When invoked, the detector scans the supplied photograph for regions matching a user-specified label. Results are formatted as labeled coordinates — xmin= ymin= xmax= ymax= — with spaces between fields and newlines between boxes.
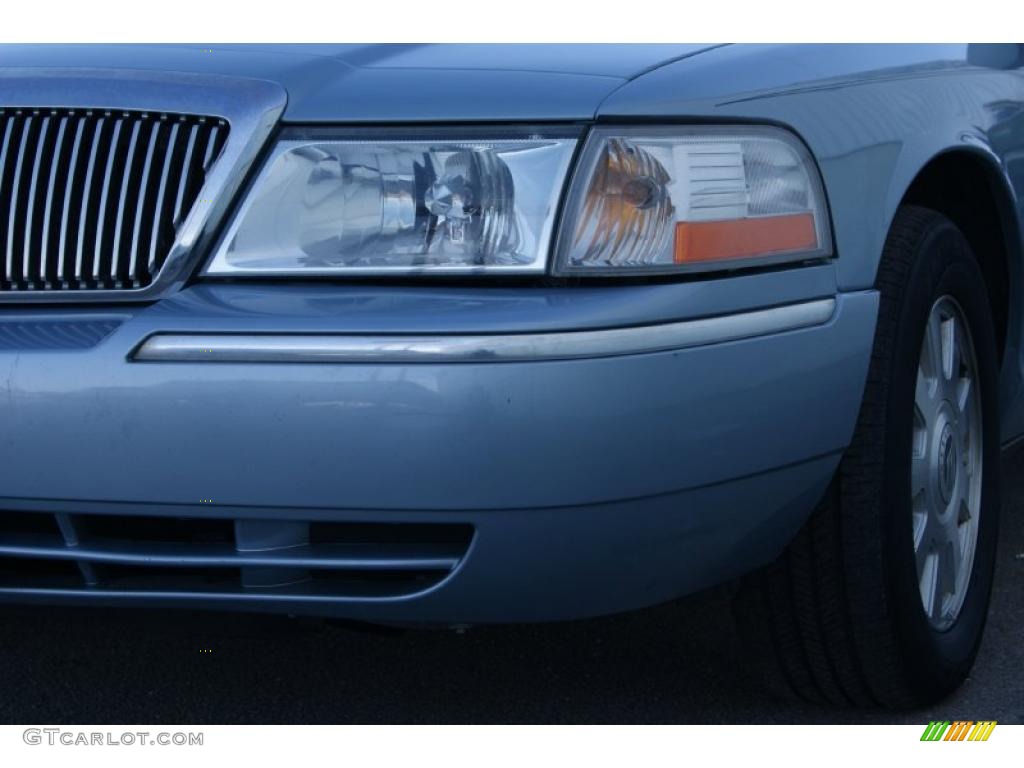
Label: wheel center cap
xmin=937 ymin=423 xmax=958 ymax=504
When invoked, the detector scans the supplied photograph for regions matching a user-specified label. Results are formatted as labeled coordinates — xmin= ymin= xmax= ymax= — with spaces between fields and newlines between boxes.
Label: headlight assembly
xmin=203 ymin=130 xmax=577 ymax=276
xmin=205 ymin=124 xmax=830 ymax=279
xmin=555 ymin=126 xmax=832 ymax=275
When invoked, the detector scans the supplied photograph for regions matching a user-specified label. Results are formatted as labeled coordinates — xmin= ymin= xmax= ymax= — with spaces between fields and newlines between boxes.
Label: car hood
xmin=0 ymin=44 xmax=719 ymax=122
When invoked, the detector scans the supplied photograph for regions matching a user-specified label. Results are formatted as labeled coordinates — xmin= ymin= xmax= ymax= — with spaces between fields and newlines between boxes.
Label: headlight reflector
xmin=205 ymin=132 xmax=576 ymax=276
xmin=557 ymin=126 xmax=831 ymax=274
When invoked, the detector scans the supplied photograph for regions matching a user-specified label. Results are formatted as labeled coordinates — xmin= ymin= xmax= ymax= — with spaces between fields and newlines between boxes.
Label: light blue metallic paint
xmin=598 ymin=43 xmax=1024 ymax=437
xmin=0 ymin=287 xmax=877 ymax=620
xmin=0 ymin=289 xmax=875 ymax=510
xmin=0 ymin=44 xmax=1021 ymax=621
xmin=0 ymin=44 xmax=719 ymax=122
xmin=598 ymin=44 xmax=1024 ymax=293
xmin=0 ymin=453 xmax=837 ymax=622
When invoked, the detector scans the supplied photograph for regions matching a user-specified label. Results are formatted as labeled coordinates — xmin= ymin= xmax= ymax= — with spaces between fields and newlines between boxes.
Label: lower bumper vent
xmin=0 ymin=510 xmax=472 ymax=600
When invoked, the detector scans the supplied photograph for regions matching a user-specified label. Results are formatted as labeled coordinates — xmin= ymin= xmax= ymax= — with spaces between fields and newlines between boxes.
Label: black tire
xmin=734 ymin=206 xmax=1001 ymax=708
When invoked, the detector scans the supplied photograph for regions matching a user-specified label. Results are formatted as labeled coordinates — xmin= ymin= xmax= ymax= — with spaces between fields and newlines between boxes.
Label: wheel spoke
xmin=957 ymin=381 xmax=972 ymax=453
xmin=912 ymin=506 xmax=929 ymax=552
xmin=943 ymin=527 xmax=962 ymax=597
xmin=915 ymin=371 xmax=937 ymax=429
xmin=911 ymin=450 xmax=929 ymax=497
xmin=916 ymin=508 xmax=936 ymax=573
xmin=921 ymin=311 xmax=943 ymax=381
xmin=919 ymin=549 xmax=941 ymax=621
xmin=940 ymin=313 xmax=956 ymax=382
xmin=915 ymin=537 xmax=928 ymax=580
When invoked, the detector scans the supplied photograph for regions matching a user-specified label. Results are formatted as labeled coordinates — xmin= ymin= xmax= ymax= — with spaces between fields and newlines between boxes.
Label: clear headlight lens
xmin=205 ymin=132 xmax=577 ymax=276
xmin=556 ymin=126 xmax=831 ymax=274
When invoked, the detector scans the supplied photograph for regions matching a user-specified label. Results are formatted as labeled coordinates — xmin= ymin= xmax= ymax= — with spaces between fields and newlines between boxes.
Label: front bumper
xmin=0 ymin=282 xmax=878 ymax=623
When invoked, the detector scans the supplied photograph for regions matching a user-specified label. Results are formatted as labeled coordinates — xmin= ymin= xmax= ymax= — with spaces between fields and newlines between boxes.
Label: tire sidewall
xmin=882 ymin=220 xmax=1001 ymax=699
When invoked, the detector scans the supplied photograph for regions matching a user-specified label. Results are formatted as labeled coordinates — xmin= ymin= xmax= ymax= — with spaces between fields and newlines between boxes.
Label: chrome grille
xmin=0 ymin=108 xmax=227 ymax=292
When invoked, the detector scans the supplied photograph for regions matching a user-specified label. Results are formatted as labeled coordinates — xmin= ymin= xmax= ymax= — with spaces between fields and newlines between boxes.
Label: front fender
xmin=598 ymin=43 xmax=1024 ymax=294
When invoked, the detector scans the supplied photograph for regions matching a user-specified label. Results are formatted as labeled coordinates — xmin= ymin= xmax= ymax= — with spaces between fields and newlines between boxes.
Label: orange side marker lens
xmin=674 ymin=212 xmax=817 ymax=265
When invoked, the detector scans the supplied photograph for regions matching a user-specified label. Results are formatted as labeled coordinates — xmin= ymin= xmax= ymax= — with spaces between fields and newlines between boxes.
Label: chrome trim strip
xmin=0 ymin=538 xmax=462 ymax=571
xmin=133 ymin=298 xmax=837 ymax=364
xmin=0 ymin=68 xmax=287 ymax=303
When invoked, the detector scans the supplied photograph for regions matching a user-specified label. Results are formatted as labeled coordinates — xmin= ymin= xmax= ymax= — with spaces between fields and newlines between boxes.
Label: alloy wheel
xmin=911 ymin=295 xmax=983 ymax=630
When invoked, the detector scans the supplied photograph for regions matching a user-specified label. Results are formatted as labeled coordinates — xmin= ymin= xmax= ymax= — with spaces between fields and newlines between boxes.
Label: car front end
xmin=0 ymin=46 xmax=880 ymax=624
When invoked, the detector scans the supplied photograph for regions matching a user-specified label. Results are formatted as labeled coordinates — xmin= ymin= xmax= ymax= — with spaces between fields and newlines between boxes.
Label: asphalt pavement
xmin=2 ymin=451 xmax=1021 ymax=724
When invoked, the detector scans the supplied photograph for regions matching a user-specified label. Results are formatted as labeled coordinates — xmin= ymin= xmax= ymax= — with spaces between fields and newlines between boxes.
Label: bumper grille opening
xmin=0 ymin=555 xmax=82 ymax=583
xmin=78 ymin=513 xmax=234 ymax=544
xmin=2 ymin=510 xmax=61 ymax=537
xmin=100 ymin=564 xmax=238 ymax=591
xmin=0 ymin=509 xmax=472 ymax=602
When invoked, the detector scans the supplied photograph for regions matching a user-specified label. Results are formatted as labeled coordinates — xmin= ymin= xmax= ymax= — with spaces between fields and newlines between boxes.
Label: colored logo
xmin=920 ymin=721 xmax=997 ymax=741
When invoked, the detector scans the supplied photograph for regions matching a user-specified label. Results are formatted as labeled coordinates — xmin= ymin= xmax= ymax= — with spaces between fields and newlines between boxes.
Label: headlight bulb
xmin=425 ymin=149 xmax=519 ymax=262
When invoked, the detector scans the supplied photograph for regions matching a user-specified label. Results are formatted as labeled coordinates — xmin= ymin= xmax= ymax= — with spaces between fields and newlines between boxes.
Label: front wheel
xmin=734 ymin=206 xmax=1001 ymax=708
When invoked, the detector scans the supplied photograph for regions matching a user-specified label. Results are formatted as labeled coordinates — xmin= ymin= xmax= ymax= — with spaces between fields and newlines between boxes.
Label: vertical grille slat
xmin=5 ymin=114 xmax=32 ymax=286
xmin=39 ymin=115 xmax=68 ymax=288
xmin=56 ymin=116 xmax=86 ymax=287
xmin=22 ymin=115 xmax=51 ymax=288
xmin=92 ymin=116 xmax=124 ymax=288
xmin=54 ymin=513 xmax=99 ymax=586
xmin=0 ymin=115 xmax=12 ymax=289
xmin=75 ymin=115 xmax=105 ymax=285
xmin=110 ymin=119 xmax=142 ymax=287
xmin=202 ymin=125 xmax=220 ymax=171
xmin=0 ymin=108 xmax=228 ymax=294
xmin=0 ymin=114 xmax=13 ymax=182
xmin=0 ymin=115 xmax=15 ymax=286
xmin=128 ymin=121 xmax=161 ymax=287
xmin=0 ymin=115 xmax=12 ymax=184
xmin=149 ymin=120 xmax=180 ymax=277
xmin=172 ymin=122 xmax=199 ymax=228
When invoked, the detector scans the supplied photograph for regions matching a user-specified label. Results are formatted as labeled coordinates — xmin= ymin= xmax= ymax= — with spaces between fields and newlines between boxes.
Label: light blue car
xmin=0 ymin=44 xmax=1021 ymax=709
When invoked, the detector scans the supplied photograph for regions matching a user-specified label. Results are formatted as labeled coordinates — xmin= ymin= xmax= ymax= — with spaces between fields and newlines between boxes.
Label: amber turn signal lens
xmin=674 ymin=212 xmax=818 ymax=265
xmin=557 ymin=127 xmax=832 ymax=274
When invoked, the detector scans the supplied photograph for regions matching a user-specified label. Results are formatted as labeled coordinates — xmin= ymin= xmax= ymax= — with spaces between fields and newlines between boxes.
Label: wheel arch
xmin=894 ymin=146 xmax=1022 ymax=372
